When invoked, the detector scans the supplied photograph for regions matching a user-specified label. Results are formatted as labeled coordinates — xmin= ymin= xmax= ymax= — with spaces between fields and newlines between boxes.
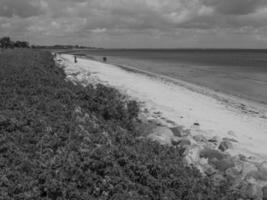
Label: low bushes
xmin=0 ymin=49 xmax=240 ymax=199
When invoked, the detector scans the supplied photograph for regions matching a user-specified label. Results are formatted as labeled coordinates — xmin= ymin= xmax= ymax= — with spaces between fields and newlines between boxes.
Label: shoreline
xmin=87 ymin=54 xmax=267 ymax=106
xmin=58 ymin=53 xmax=267 ymax=160
xmin=113 ymin=62 xmax=267 ymax=119
xmin=60 ymin=50 xmax=267 ymax=108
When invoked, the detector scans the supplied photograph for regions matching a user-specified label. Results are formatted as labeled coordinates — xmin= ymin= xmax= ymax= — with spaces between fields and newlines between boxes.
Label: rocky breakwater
xmin=143 ymin=115 xmax=267 ymax=200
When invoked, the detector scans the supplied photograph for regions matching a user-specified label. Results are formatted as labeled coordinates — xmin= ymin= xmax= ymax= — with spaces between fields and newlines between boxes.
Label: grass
xmin=0 ymin=49 xmax=240 ymax=199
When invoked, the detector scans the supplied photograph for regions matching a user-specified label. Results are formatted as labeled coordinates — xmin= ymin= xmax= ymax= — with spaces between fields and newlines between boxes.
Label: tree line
xmin=0 ymin=37 xmax=30 ymax=49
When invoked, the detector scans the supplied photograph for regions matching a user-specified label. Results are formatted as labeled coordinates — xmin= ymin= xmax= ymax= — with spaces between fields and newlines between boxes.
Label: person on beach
xmin=103 ymin=57 xmax=107 ymax=62
xmin=74 ymin=55 xmax=77 ymax=63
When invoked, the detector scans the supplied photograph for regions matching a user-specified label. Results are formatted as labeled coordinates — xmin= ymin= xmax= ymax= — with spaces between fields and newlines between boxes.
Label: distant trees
xmin=0 ymin=37 xmax=30 ymax=49
xmin=0 ymin=37 xmax=11 ymax=49
xmin=14 ymin=41 xmax=29 ymax=48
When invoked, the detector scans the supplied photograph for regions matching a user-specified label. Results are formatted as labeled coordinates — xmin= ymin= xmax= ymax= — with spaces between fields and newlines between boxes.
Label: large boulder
xmin=218 ymin=140 xmax=233 ymax=152
xmin=172 ymin=138 xmax=191 ymax=147
xmin=147 ymin=127 xmax=175 ymax=145
xmin=170 ymin=126 xmax=190 ymax=137
xmin=212 ymin=158 xmax=235 ymax=172
xmin=170 ymin=126 xmax=183 ymax=137
xmin=208 ymin=136 xmax=219 ymax=145
xmin=193 ymin=135 xmax=208 ymax=143
xmin=200 ymin=148 xmax=225 ymax=161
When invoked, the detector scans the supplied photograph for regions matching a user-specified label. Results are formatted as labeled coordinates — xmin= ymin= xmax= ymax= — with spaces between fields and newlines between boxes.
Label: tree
xmin=14 ymin=41 xmax=30 ymax=48
xmin=0 ymin=37 xmax=11 ymax=49
xmin=0 ymin=37 xmax=30 ymax=50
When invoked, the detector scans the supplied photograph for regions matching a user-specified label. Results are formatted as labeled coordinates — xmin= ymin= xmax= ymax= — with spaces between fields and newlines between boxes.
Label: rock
xmin=171 ymin=139 xmax=180 ymax=146
xmin=222 ymin=137 xmax=238 ymax=143
xmin=184 ymin=145 xmax=202 ymax=165
xmin=193 ymin=135 xmax=208 ymax=143
xmin=193 ymin=122 xmax=200 ymax=126
xmin=200 ymin=148 xmax=225 ymax=161
xmin=218 ymin=140 xmax=233 ymax=152
xmin=240 ymin=183 xmax=263 ymax=200
xmin=212 ymin=158 xmax=235 ymax=172
xmin=170 ymin=126 xmax=191 ymax=137
xmin=208 ymin=136 xmax=219 ymax=145
xmin=183 ymin=129 xmax=191 ymax=137
xmin=257 ymin=161 xmax=267 ymax=181
xmin=166 ymin=119 xmax=175 ymax=125
xmin=144 ymin=108 xmax=149 ymax=113
xmin=262 ymin=185 xmax=267 ymax=200
xmin=170 ymin=126 xmax=183 ymax=137
xmin=147 ymin=127 xmax=175 ymax=145
xmin=154 ymin=111 xmax=161 ymax=115
xmin=178 ymin=139 xmax=191 ymax=147
xmin=238 ymin=154 xmax=247 ymax=161
xmin=138 ymin=113 xmax=148 ymax=123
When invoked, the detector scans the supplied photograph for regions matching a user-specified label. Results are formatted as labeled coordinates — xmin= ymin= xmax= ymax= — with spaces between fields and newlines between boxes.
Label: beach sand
xmin=91 ymin=55 xmax=267 ymax=106
xmin=58 ymin=54 xmax=267 ymax=162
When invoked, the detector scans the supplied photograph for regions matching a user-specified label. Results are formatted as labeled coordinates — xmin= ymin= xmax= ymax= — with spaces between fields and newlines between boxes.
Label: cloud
xmin=203 ymin=0 xmax=267 ymax=15
xmin=0 ymin=0 xmax=44 ymax=18
xmin=202 ymin=0 xmax=267 ymax=15
xmin=1 ymin=0 xmax=267 ymax=48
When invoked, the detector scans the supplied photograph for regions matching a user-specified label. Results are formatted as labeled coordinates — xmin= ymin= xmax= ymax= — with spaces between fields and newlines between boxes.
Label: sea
xmin=70 ymin=49 xmax=267 ymax=105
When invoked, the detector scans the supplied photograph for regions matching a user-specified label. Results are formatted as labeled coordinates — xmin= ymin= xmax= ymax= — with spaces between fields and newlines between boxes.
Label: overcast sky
xmin=1 ymin=0 xmax=267 ymax=48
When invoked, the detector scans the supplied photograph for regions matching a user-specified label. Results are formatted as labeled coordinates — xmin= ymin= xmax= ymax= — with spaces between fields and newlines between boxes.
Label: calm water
xmin=71 ymin=49 xmax=267 ymax=105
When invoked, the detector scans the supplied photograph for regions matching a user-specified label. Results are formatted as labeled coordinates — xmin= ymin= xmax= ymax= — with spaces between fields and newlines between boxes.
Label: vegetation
xmin=0 ymin=49 xmax=240 ymax=199
xmin=0 ymin=37 xmax=29 ymax=49
xmin=31 ymin=44 xmax=100 ymax=50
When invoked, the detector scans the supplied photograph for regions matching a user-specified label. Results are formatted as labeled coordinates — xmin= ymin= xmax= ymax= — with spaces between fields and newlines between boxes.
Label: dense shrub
xmin=0 ymin=49 xmax=240 ymax=199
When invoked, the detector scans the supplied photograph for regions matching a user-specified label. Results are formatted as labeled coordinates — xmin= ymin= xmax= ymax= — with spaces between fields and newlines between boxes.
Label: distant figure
xmin=74 ymin=55 xmax=77 ymax=63
xmin=103 ymin=57 xmax=107 ymax=62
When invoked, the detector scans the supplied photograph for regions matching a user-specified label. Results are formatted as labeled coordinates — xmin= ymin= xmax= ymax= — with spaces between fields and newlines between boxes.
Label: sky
xmin=1 ymin=0 xmax=267 ymax=48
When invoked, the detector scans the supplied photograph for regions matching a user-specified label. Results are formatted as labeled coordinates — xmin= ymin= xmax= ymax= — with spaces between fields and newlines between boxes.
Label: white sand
xmin=58 ymin=54 xmax=267 ymax=161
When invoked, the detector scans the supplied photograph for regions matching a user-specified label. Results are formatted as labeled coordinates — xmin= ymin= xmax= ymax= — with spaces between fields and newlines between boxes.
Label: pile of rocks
xmin=147 ymin=124 xmax=267 ymax=200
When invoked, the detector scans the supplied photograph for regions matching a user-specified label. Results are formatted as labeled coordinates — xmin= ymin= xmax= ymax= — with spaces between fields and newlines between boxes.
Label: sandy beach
xmin=58 ymin=54 xmax=267 ymax=162
xmin=88 ymin=53 xmax=267 ymax=106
